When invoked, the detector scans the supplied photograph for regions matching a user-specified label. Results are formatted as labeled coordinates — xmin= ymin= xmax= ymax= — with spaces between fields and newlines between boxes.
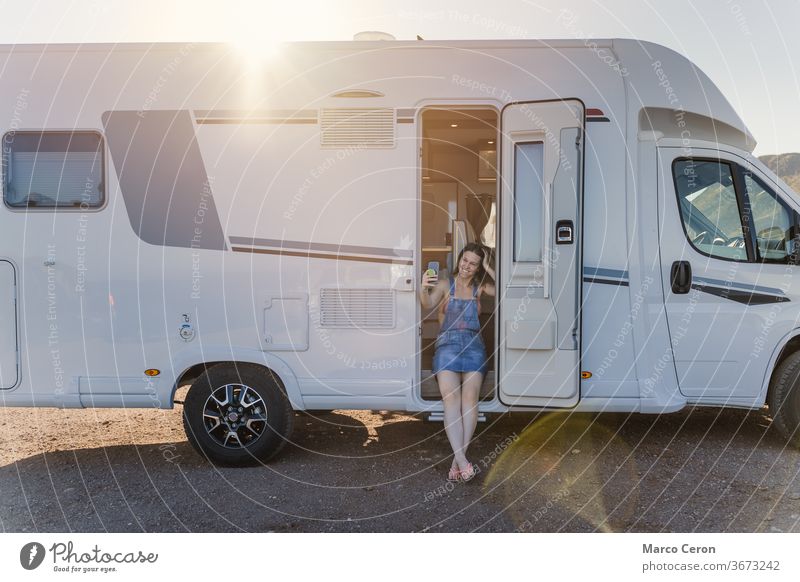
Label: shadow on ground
xmin=1 ymin=407 xmax=798 ymax=532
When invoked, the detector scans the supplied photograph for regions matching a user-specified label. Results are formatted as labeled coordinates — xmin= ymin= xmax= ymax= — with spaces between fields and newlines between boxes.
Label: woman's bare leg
xmin=437 ymin=370 xmax=466 ymax=468
xmin=460 ymin=372 xmax=483 ymax=463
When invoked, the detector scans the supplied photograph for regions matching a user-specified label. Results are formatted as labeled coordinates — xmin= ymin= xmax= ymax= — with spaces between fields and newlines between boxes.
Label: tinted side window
xmin=3 ymin=132 xmax=104 ymax=209
xmin=672 ymin=159 xmax=747 ymax=261
xmin=744 ymin=173 xmax=794 ymax=263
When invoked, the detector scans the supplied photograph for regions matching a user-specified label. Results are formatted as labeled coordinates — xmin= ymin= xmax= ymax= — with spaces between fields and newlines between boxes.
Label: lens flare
xmin=482 ymin=412 xmax=639 ymax=532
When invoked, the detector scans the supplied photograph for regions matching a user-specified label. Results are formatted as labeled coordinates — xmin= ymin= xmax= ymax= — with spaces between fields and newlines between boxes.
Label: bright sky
xmin=1 ymin=0 xmax=798 ymax=155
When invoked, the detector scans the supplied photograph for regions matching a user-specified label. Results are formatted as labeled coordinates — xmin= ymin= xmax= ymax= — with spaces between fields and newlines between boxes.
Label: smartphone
xmin=425 ymin=261 xmax=439 ymax=283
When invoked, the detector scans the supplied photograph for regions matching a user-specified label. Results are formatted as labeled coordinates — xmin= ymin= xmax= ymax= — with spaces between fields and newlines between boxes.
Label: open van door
xmin=497 ymin=100 xmax=583 ymax=407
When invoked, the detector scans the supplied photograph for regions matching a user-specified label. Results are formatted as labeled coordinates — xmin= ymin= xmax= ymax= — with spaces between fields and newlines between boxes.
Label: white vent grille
xmin=319 ymin=288 xmax=395 ymax=328
xmin=320 ymin=108 xmax=395 ymax=148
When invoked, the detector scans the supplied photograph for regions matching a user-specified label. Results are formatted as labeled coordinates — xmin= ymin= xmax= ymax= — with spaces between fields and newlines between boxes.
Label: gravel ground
xmin=1 ymin=397 xmax=799 ymax=533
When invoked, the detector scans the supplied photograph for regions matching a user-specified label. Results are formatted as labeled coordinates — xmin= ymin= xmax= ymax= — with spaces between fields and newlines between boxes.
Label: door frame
xmin=414 ymin=102 xmax=501 ymax=404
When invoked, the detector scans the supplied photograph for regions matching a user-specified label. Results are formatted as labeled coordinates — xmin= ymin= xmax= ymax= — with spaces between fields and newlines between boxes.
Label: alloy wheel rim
xmin=202 ymin=383 xmax=268 ymax=448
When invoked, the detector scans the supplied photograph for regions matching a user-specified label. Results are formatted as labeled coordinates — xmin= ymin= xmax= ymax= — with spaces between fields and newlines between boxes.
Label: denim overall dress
xmin=432 ymin=279 xmax=487 ymax=375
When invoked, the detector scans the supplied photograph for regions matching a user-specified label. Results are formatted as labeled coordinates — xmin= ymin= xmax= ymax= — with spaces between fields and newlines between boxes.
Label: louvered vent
xmin=320 ymin=108 xmax=395 ymax=148
xmin=319 ymin=288 xmax=395 ymax=328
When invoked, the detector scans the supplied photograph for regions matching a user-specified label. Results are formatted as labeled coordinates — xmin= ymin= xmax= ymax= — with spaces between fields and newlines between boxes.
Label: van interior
xmin=419 ymin=108 xmax=498 ymax=401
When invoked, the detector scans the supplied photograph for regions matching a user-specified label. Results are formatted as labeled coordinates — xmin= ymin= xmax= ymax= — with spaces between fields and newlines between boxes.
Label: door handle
xmin=670 ymin=260 xmax=692 ymax=294
xmin=555 ymin=220 xmax=574 ymax=244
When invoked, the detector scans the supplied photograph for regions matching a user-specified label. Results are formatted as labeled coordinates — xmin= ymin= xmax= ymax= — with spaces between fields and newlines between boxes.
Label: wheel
xmin=182 ymin=363 xmax=294 ymax=466
xmin=768 ymin=351 xmax=800 ymax=448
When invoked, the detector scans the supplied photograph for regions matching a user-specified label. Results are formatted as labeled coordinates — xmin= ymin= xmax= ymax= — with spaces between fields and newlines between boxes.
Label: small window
xmin=672 ymin=159 xmax=748 ymax=261
xmin=3 ymin=131 xmax=104 ymax=209
xmin=744 ymin=173 xmax=794 ymax=263
xmin=514 ymin=141 xmax=544 ymax=262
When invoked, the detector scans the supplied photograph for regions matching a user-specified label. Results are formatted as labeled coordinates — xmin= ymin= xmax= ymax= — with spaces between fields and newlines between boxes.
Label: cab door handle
xmin=670 ymin=261 xmax=692 ymax=294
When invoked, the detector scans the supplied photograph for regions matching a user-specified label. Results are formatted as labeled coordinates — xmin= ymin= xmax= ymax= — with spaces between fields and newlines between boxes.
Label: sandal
xmin=459 ymin=462 xmax=476 ymax=482
xmin=447 ymin=466 xmax=461 ymax=482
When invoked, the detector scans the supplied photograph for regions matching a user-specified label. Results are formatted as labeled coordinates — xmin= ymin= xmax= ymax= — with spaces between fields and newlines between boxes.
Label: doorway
xmin=418 ymin=108 xmax=498 ymax=401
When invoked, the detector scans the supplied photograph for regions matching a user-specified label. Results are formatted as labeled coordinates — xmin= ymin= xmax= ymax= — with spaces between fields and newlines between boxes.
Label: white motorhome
xmin=1 ymin=38 xmax=799 ymax=465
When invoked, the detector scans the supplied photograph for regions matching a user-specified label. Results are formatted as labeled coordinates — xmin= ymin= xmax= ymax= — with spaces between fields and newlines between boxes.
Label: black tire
xmin=182 ymin=363 xmax=294 ymax=466
xmin=768 ymin=351 xmax=800 ymax=448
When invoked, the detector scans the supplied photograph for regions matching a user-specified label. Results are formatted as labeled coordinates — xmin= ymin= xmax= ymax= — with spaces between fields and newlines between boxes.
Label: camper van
xmin=1 ymin=38 xmax=799 ymax=465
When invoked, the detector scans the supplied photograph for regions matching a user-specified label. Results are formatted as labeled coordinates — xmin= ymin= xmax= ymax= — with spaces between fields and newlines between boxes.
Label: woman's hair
xmin=454 ymin=242 xmax=492 ymax=287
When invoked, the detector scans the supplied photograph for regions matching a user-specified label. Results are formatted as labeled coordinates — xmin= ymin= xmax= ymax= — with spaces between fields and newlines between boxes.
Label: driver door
xmin=657 ymin=146 xmax=791 ymax=399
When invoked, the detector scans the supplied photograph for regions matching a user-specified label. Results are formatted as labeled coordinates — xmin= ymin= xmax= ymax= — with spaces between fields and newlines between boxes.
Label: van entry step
xmin=427 ymin=412 xmax=486 ymax=423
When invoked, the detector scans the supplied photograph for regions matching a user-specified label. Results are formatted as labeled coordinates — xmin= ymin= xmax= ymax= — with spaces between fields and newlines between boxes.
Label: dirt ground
xmin=1 ymin=398 xmax=799 ymax=533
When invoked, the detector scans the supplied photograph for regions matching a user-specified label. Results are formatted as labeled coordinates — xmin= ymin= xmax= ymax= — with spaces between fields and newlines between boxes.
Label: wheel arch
xmin=762 ymin=329 xmax=800 ymax=407
xmin=168 ymin=347 xmax=304 ymax=410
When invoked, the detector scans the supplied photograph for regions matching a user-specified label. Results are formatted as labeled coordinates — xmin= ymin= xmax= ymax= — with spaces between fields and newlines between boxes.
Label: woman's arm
xmin=419 ymin=272 xmax=448 ymax=308
xmin=482 ymin=253 xmax=496 ymax=296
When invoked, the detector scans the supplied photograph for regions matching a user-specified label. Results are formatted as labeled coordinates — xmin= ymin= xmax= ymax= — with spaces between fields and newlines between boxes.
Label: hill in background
xmin=759 ymin=153 xmax=800 ymax=192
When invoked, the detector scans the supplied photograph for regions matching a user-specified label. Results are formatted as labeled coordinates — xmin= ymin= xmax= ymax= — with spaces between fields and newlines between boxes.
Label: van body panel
xmin=0 ymin=38 xmax=789 ymax=419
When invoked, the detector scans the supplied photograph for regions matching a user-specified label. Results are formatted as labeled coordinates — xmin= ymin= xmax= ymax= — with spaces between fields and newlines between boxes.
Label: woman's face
xmin=458 ymin=250 xmax=481 ymax=279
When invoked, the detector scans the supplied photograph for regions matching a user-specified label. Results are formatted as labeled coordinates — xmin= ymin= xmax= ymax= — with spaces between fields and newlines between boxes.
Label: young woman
xmin=419 ymin=242 xmax=495 ymax=481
